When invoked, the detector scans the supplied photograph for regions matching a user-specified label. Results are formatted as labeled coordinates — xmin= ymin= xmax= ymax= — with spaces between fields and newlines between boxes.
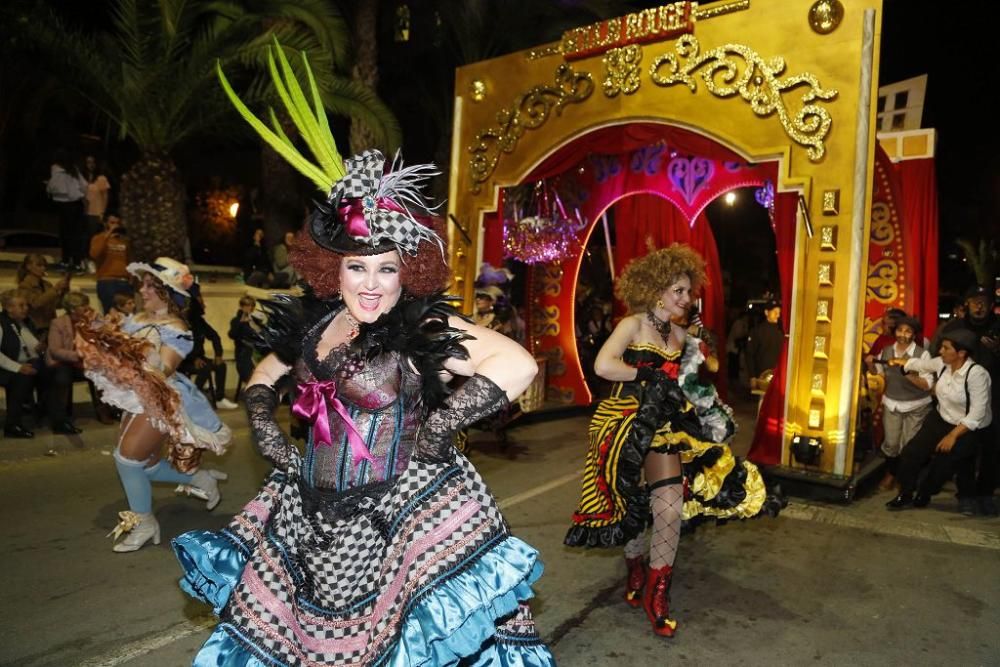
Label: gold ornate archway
xmin=448 ymin=0 xmax=883 ymax=480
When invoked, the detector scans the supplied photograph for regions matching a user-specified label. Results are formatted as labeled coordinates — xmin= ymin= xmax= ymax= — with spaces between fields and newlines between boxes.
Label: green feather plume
xmin=217 ymin=37 xmax=345 ymax=192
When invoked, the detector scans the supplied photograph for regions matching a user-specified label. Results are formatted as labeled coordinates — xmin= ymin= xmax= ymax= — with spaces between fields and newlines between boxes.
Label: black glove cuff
xmin=634 ymin=366 xmax=662 ymax=383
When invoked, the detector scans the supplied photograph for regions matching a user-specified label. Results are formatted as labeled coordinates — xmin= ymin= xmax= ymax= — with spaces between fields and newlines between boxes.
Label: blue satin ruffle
xmin=172 ymin=530 xmax=247 ymax=616
xmin=384 ymin=535 xmax=553 ymax=667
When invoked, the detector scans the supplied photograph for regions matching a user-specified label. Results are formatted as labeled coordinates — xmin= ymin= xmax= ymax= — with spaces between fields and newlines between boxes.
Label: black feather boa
xmin=256 ymin=289 xmax=471 ymax=411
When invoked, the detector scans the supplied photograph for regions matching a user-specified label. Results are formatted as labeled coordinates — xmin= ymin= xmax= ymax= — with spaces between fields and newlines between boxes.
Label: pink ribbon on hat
xmin=337 ymin=197 xmax=413 ymax=239
xmin=292 ymin=380 xmax=374 ymax=468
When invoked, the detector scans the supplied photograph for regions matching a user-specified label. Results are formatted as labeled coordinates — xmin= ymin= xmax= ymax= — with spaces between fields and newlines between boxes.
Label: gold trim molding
xmin=468 ymin=65 xmax=594 ymax=193
xmin=649 ymin=35 xmax=838 ymax=160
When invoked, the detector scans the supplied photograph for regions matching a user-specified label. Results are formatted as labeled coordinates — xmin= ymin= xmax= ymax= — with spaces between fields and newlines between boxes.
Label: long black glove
xmin=415 ymin=374 xmax=508 ymax=463
xmin=634 ymin=365 xmax=667 ymax=384
xmin=244 ymin=384 xmax=297 ymax=471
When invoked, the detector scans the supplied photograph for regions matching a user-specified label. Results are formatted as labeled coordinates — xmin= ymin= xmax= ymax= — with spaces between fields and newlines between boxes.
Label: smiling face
xmin=138 ymin=274 xmax=168 ymax=313
xmin=895 ymin=322 xmax=915 ymax=346
xmin=338 ymin=250 xmax=403 ymax=323
xmin=653 ymin=274 xmax=693 ymax=321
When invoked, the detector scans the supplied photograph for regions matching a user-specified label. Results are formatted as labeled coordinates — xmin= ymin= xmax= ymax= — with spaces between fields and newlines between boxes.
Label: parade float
xmin=447 ymin=0 xmax=938 ymax=498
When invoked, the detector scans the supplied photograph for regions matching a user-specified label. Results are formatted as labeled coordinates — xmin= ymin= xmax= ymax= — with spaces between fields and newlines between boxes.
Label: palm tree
xmin=957 ymin=237 xmax=998 ymax=288
xmin=347 ymin=0 xmax=381 ymax=155
xmin=15 ymin=0 xmax=400 ymax=261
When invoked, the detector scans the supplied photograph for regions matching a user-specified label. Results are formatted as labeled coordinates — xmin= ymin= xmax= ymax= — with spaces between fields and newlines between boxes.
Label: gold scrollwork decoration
xmin=603 ymin=45 xmax=643 ymax=97
xmin=530 ymin=305 xmax=561 ymax=338
xmin=866 ymin=259 xmax=899 ymax=304
xmin=649 ymin=35 xmax=838 ymax=161
xmin=869 ymin=202 xmax=894 ymax=246
xmin=540 ymin=263 xmax=563 ymax=296
xmin=468 ymin=65 xmax=594 ymax=193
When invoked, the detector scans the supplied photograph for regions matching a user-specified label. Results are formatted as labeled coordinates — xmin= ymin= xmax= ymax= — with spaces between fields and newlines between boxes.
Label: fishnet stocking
xmin=645 ymin=451 xmax=683 ymax=569
xmin=648 ymin=482 xmax=683 ymax=569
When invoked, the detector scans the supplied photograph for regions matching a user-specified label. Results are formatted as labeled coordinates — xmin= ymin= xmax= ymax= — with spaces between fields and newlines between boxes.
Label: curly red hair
xmin=289 ymin=217 xmax=451 ymax=298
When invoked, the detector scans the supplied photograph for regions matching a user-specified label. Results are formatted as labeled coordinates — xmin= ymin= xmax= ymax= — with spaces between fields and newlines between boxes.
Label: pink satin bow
xmin=337 ymin=200 xmax=373 ymax=238
xmin=338 ymin=197 xmax=411 ymax=239
xmin=292 ymin=380 xmax=374 ymax=468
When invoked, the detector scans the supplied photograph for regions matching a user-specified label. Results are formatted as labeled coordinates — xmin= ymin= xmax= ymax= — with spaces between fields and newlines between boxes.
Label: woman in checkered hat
xmin=171 ymin=45 xmax=553 ymax=666
xmin=76 ymin=259 xmax=232 ymax=552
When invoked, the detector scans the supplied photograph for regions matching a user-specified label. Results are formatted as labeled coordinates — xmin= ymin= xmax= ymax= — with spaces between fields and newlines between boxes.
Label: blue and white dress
xmin=85 ymin=317 xmax=232 ymax=457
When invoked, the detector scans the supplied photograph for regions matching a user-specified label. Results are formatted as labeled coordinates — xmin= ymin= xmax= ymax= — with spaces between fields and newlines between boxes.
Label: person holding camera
xmin=90 ymin=214 xmax=132 ymax=314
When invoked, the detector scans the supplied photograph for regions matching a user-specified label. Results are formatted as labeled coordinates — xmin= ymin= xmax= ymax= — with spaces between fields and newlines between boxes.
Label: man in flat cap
xmin=931 ymin=283 xmax=1000 ymax=515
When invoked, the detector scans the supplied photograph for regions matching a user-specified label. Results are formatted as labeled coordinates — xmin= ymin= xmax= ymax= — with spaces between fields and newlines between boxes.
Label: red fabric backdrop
xmin=896 ymin=158 xmax=939 ymax=333
xmin=613 ymin=195 xmax=727 ymax=396
xmin=746 ymin=192 xmax=796 ymax=465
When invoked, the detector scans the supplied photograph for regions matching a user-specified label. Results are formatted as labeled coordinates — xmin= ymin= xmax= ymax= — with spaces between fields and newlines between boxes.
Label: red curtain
xmin=612 ymin=194 xmax=727 ymax=396
xmin=523 ymin=123 xmax=744 ymax=183
xmin=895 ymin=158 xmax=939 ymax=334
xmin=747 ymin=192 xmax=797 ymax=465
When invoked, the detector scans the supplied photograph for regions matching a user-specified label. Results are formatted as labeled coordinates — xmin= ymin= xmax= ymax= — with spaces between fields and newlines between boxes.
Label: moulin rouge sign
xmin=560 ymin=2 xmax=695 ymax=61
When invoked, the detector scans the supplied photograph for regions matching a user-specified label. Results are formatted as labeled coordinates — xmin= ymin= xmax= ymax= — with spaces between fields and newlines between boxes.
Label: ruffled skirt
xmin=565 ymin=389 xmax=773 ymax=548
xmin=173 ymin=452 xmax=554 ymax=666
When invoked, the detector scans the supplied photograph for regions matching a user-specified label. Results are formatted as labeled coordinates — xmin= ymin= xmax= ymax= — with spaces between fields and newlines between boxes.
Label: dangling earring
xmin=655 ymin=300 xmax=664 ymax=309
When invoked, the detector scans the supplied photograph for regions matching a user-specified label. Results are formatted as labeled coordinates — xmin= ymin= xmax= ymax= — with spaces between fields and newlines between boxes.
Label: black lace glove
xmin=634 ymin=365 xmax=667 ymax=383
xmin=245 ymin=384 xmax=297 ymax=471
xmin=415 ymin=374 xmax=508 ymax=463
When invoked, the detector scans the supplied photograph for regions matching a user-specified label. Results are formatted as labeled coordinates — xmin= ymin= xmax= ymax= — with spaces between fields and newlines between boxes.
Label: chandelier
xmin=503 ymin=179 xmax=586 ymax=264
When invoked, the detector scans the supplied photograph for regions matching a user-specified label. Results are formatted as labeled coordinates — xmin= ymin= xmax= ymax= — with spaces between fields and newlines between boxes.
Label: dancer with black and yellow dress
xmin=566 ymin=244 xmax=782 ymax=637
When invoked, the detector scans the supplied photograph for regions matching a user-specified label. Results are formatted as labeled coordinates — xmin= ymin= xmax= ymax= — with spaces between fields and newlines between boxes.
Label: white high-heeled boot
xmin=177 ymin=469 xmax=228 ymax=510
xmin=108 ymin=511 xmax=161 ymax=553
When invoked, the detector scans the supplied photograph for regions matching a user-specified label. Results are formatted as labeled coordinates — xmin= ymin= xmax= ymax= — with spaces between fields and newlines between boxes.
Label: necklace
xmin=646 ymin=309 xmax=671 ymax=338
xmin=344 ymin=311 xmax=360 ymax=339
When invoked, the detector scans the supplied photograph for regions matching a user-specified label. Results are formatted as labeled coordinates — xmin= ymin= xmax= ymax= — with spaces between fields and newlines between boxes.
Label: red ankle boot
xmin=624 ymin=556 xmax=647 ymax=607
xmin=642 ymin=564 xmax=678 ymax=637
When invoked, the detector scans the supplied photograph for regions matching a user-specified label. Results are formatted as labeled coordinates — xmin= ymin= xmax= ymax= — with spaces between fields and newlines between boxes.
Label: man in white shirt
xmin=887 ymin=329 xmax=993 ymax=513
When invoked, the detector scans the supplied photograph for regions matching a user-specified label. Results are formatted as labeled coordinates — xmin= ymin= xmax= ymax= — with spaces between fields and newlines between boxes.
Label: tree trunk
xmin=120 ymin=151 xmax=188 ymax=263
xmin=348 ymin=0 xmax=381 ymax=154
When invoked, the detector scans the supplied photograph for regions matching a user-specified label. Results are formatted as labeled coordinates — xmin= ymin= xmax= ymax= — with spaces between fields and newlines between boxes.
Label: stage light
xmin=724 ymin=192 xmax=736 ymax=206
xmin=229 ymin=202 xmax=239 ymax=218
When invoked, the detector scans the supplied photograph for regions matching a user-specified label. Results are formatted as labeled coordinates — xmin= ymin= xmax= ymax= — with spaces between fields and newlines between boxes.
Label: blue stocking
xmin=145 ymin=460 xmax=194 ymax=485
xmin=113 ymin=448 xmax=152 ymax=514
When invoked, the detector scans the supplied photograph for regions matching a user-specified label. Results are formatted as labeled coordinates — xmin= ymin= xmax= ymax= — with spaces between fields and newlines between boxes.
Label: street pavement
xmin=1 ymin=408 xmax=998 ymax=666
